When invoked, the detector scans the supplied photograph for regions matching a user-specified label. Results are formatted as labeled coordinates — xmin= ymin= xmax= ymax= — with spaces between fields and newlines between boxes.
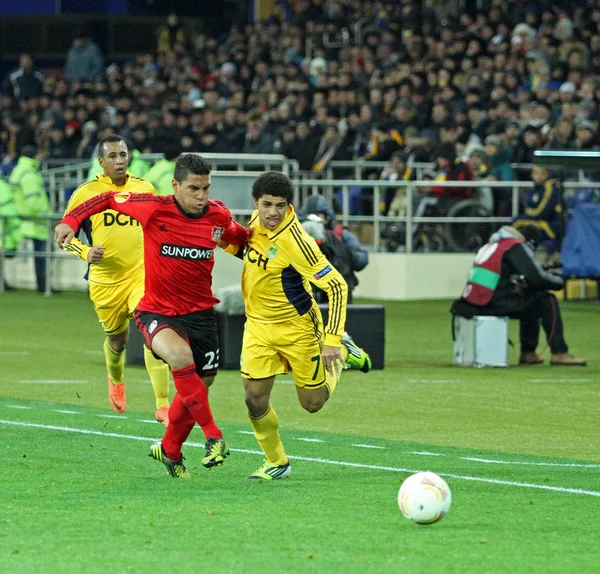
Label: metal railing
xmin=326 ymin=161 xmax=541 ymax=182
xmin=3 ymin=179 xmax=598 ymax=294
xmin=42 ymin=154 xmax=299 ymax=213
xmin=293 ymin=179 xmax=528 ymax=252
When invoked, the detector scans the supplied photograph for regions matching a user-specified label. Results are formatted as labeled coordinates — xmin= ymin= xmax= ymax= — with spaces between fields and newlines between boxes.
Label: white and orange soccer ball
xmin=398 ymin=471 xmax=452 ymax=525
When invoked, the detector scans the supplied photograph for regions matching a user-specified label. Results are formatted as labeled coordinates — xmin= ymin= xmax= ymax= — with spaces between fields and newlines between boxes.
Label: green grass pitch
xmin=1 ymin=291 xmax=599 ymax=573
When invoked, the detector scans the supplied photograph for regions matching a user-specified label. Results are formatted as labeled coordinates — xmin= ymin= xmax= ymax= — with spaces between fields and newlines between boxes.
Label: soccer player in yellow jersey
xmin=62 ymin=135 xmax=170 ymax=424
xmin=221 ymin=172 xmax=371 ymax=479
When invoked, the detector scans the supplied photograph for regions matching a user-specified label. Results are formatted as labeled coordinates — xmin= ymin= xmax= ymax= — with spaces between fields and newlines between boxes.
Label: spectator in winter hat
xmin=554 ymin=14 xmax=574 ymax=41
xmin=575 ymin=121 xmax=598 ymax=150
xmin=558 ymin=81 xmax=576 ymax=103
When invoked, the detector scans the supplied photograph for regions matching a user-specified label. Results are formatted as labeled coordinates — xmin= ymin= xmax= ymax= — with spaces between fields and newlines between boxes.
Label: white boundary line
xmin=19 ymin=380 xmax=90 ymax=384
xmin=1 ymin=419 xmax=599 ymax=498
xmin=461 ymin=456 xmax=600 ymax=468
xmin=4 ymin=404 xmax=599 ymax=469
xmin=529 ymin=379 xmax=593 ymax=383
xmin=407 ymin=379 xmax=464 ymax=383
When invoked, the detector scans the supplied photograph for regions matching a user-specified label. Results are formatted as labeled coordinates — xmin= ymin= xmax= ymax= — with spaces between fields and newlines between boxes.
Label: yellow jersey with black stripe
xmin=63 ymin=173 xmax=155 ymax=285
xmin=231 ymin=206 xmax=348 ymax=347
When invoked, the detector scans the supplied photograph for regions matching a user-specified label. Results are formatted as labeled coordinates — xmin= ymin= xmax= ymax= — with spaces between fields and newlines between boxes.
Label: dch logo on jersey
xmin=115 ymin=192 xmax=131 ymax=204
xmin=243 ymin=244 xmax=268 ymax=270
xmin=148 ymin=320 xmax=158 ymax=334
xmin=314 ymin=265 xmax=332 ymax=280
xmin=211 ymin=226 xmax=224 ymax=240
xmin=104 ymin=212 xmax=140 ymax=227
xmin=161 ymin=243 xmax=214 ymax=260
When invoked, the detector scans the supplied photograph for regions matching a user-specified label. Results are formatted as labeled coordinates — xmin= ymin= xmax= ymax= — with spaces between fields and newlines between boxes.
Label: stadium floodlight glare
xmin=533 ymin=150 xmax=600 ymax=170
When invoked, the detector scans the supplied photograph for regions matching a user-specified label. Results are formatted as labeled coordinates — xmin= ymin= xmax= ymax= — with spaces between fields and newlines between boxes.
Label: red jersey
xmin=431 ymin=161 xmax=474 ymax=199
xmin=62 ymin=192 xmax=249 ymax=316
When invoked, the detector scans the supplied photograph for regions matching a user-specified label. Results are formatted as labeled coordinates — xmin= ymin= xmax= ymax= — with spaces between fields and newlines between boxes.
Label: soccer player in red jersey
xmin=55 ymin=154 xmax=249 ymax=478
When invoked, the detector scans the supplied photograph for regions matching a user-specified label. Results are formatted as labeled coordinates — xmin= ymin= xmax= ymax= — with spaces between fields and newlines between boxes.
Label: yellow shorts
xmin=241 ymin=304 xmax=326 ymax=388
xmin=89 ymin=269 xmax=145 ymax=336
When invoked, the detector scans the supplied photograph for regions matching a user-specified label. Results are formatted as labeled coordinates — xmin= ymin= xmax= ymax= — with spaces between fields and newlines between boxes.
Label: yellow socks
xmin=325 ymin=346 xmax=347 ymax=398
xmin=248 ymin=405 xmax=287 ymax=465
xmin=143 ymin=345 xmax=170 ymax=409
xmin=325 ymin=369 xmax=341 ymax=398
xmin=104 ymin=338 xmax=124 ymax=384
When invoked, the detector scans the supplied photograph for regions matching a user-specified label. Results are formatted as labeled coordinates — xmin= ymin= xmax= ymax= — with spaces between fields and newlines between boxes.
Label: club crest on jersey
xmin=266 ymin=244 xmax=279 ymax=259
xmin=314 ymin=265 xmax=332 ymax=280
xmin=211 ymin=226 xmax=224 ymax=240
xmin=115 ymin=192 xmax=131 ymax=204
xmin=148 ymin=320 xmax=158 ymax=334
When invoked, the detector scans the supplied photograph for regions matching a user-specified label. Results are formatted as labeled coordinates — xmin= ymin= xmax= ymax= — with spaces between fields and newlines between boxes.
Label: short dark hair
xmin=174 ymin=153 xmax=211 ymax=183
xmin=252 ymin=172 xmax=294 ymax=203
xmin=98 ymin=134 xmax=127 ymax=157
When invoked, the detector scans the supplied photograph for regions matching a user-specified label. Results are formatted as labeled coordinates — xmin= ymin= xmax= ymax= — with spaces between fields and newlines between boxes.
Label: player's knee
xmin=108 ymin=335 xmax=127 ymax=354
xmin=245 ymin=389 xmax=268 ymax=413
xmin=301 ymin=398 xmax=325 ymax=413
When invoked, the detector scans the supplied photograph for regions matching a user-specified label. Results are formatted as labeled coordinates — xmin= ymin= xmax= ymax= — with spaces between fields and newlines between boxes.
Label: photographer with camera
xmin=451 ymin=225 xmax=586 ymax=366
xmin=298 ymin=194 xmax=368 ymax=304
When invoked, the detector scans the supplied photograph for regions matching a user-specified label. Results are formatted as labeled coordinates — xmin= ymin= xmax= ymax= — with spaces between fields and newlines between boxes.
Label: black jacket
xmin=3 ymin=68 xmax=44 ymax=100
xmin=451 ymin=241 xmax=564 ymax=319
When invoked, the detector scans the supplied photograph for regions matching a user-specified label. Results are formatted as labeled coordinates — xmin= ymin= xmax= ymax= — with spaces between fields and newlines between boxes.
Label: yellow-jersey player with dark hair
xmin=63 ymin=135 xmax=170 ymax=424
xmin=221 ymin=172 xmax=371 ymax=480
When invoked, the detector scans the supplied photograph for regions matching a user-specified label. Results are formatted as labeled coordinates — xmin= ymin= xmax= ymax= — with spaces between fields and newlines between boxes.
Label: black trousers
xmin=520 ymin=292 xmax=568 ymax=354
xmin=32 ymin=239 xmax=47 ymax=293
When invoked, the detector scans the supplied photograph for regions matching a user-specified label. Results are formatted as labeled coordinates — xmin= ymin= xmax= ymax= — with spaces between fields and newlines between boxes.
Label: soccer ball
xmin=398 ymin=471 xmax=452 ymax=525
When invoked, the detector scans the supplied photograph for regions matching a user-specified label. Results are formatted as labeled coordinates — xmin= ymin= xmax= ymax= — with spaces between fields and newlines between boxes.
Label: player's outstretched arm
xmin=59 ymin=189 xmax=93 ymax=261
xmin=61 ymin=191 xmax=158 ymax=234
xmin=217 ymin=240 xmax=244 ymax=258
xmin=221 ymin=220 xmax=251 ymax=246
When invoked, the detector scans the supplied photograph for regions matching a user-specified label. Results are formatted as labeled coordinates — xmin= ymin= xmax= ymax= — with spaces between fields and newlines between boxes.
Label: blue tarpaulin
xmin=561 ymin=204 xmax=600 ymax=278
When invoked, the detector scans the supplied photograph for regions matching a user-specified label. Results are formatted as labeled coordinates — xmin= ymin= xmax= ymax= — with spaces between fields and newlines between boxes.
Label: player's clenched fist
xmin=87 ymin=246 xmax=106 ymax=264
xmin=55 ymin=223 xmax=75 ymax=247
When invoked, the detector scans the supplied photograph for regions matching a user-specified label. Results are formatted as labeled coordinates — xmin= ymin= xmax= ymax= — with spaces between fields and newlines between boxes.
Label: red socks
xmin=162 ymin=364 xmax=222 ymax=460
xmin=162 ymin=394 xmax=195 ymax=460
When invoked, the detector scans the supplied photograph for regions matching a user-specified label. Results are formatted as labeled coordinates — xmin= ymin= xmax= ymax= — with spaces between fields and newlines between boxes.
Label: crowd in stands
xmin=2 ymin=0 xmax=600 ymax=220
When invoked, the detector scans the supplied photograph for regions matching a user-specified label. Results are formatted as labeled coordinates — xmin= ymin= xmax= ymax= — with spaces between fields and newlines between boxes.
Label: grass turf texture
xmin=1 ymin=291 xmax=598 ymax=573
